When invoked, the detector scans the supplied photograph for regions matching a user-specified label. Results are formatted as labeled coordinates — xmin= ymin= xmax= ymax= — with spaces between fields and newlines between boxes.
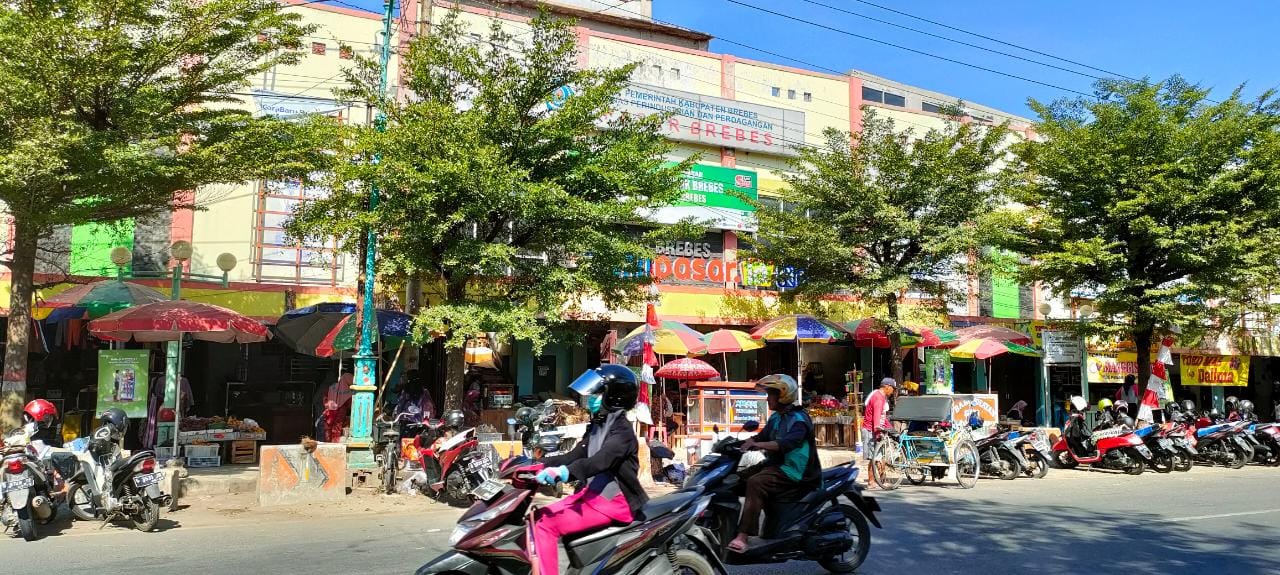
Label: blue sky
xmin=338 ymin=0 xmax=1279 ymax=118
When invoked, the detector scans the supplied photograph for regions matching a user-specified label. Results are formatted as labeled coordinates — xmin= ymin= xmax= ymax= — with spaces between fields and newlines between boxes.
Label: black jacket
xmin=540 ymin=410 xmax=648 ymax=516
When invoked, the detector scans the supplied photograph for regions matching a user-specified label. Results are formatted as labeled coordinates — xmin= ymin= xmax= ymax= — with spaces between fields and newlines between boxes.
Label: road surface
xmin=5 ymin=464 xmax=1280 ymax=574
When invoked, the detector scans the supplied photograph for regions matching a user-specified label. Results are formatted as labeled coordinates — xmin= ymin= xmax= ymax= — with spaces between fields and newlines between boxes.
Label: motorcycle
xmin=510 ymin=401 xmax=582 ymax=498
xmin=416 ymin=457 xmax=722 ymax=575
xmin=1132 ymin=424 xmax=1188 ymax=473
xmin=1052 ymin=414 xmax=1152 ymax=474
xmin=973 ymin=427 xmax=1029 ymax=480
xmin=1007 ymin=429 xmax=1051 ymax=479
xmin=1192 ymin=415 xmax=1251 ymax=469
xmin=682 ymin=421 xmax=881 ymax=573
xmin=1248 ymin=423 xmax=1280 ymax=466
xmin=411 ymin=421 xmax=496 ymax=507
xmin=1 ymin=426 xmax=62 ymax=541
xmin=63 ymin=423 xmax=169 ymax=531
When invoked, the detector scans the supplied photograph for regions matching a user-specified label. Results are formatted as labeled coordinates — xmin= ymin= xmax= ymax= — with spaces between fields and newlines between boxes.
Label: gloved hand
xmin=536 ymin=465 xmax=569 ymax=486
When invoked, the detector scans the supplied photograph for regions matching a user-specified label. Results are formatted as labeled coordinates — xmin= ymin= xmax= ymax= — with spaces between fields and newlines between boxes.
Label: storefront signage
xmin=616 ymin=84 xmax=806 ymax=156
xmin=649 ymin=163 xmax=759 ymax=231
xmin=621 ymin=228 xmax=803 ymax=290
xmin=950 ymin=394 xmax=999 ymax=429
xmin=1180 ymin=354 xmax=1249 ymax=387
xmin=1085 ymin=351 xmax=1137 ymax=385
xmin=1041 ymin=330 xmax=1082 ymax=364
xmin=97 ymin=349 xmax=151 ymax=418
xmin=252 ymin=89 xmax=344 ymax=119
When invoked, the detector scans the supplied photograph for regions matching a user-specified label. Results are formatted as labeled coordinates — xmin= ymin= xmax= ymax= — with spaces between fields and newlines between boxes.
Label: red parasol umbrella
xmin=949 ymin=324 xmax=1033 ymax=346
xmin=88 ymin=300 xmax=272 ymax=343
xmin=655 ymin=357 xmax=720 ymax=381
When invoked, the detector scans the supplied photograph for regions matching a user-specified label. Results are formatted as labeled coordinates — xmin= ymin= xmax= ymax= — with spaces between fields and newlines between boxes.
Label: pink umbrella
xmin=949 ymin=324 xmax=1033 ymax=347
xmin=655 ymin=357 xmax=721 ymax=381
xmin=88 ymin=300 xmax=272 ymax=343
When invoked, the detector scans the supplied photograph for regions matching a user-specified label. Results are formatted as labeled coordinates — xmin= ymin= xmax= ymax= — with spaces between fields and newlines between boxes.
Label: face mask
xmin=583 ymin=393 xmax=604 ymax=414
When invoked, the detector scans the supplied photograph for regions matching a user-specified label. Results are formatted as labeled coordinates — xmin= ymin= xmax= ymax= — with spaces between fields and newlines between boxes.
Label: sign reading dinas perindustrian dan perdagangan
xmin=616 ymin=84 xmax=807 ymax=156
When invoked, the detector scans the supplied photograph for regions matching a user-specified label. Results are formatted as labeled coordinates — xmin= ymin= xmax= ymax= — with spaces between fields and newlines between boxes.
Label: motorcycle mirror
xmin=742 ymin=421 xmax=760 ymax=432
xmin=506 ymin=418 xmax=517 ymax=425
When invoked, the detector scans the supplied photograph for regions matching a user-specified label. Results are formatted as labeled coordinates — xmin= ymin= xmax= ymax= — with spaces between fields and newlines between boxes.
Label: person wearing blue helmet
xmin=529 ymin=364 xmax=646 ymax=574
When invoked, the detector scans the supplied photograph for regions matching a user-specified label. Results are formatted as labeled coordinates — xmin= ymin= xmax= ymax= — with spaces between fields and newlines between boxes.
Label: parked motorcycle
xmin=1007 ymin=429 xmax=1051 ymax=479
xmin=410 ymin=410 xmax=496 ymax=506
xmin=1193 ymin=412 xmax=1251 ymax=469
xmin=973 ymin=426 xmax=1033 ymax=480
xmin=1248 ymin=423 xmax=1280 ymax=466
xmin=682 ymin=421 xmax=881 ymax=574
xmin=415 ymin=457 xmax=721 ymax=575
xmin=1 ymin=425 xmax=61 ymax=541
xmin=1132 ymin=424 xmax=1187 ymax=473
xmin=1052 ymin=413 xmax=1152 ymax=474
xmin=63 ymin=410 xmax=169 ymax=531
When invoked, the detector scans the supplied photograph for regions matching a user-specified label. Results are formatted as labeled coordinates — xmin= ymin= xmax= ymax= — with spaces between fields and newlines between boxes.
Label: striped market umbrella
xmin=842 ymin=318 xmax=922 ymax=348
xmin=750 ymin=315 xmax=850 ymax=402
xmin=614 ymin=320 xmax=707 ymax=357
xmin=750 ymin=314 xmax=850 ymax=343
xmin=37 ymin=280 xmax=169 ymax=321
xmin=951 ymin=324 xmax=1033 ymax=346
xmin=702 ymin=329 xmax=765 ymax=377
xmin=948 ymin=338 xmax=1041 ymax=360
xmin=905 ymin=326 xmax=960 ymax=348
xmin=314 ymin=309 xmax=414 ymax=358
xmin=88 ymin=300 xmax=271 ymax=344
xmin=655 ymin=357 xmax=721 ymax=381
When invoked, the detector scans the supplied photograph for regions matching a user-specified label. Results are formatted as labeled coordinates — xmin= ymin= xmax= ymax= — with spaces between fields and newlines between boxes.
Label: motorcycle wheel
xmin=1123 ymin=450 xmax=1146 ymax=475
xmin=1054 ymin=450 xmax=1079 ymax=469
xmin=68 ymin=482 xmax=98 ymax=521
xmin=1151 ymin=453 xmax=1174 ymax=473
xmin=671 ymin=548 xmax=716 ymax=575
xmin=1227 ymin=444 xmax=1248 ymax=470
xmin=442 ymin=469 xmax=472 ymax=508
xmin=869 ymin=442 xmax=904 ymax=491
xmin=1025 ymin=452 xmax=1050 ymax=479
xmin=954 ymin=441 xmax=980 ymax=489
xmin=996 ymin=452 xmax=1020 ymax=480
xmin=133 ymin=499 xmax=160 ymax=532
xmin=16 ymin=506 xmax=38 ymax=541
xmin=1173 ymin=452 xmax=1194 ymax=472
xmin=816 ymin=504 xmax=872 ymax=574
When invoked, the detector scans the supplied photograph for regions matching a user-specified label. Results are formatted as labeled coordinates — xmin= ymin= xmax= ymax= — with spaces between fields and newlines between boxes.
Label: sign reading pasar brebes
xmin=616 ymin=84 xmax=806 ymax=155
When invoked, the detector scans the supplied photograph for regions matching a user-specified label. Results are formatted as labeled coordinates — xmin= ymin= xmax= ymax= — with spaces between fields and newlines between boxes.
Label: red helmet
xmin=23 ymin=399 xmax=59 ymax=429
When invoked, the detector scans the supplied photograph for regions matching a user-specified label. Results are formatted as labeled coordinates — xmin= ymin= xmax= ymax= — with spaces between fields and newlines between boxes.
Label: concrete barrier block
xmin=257 ymin=443 xmax=348 ymax=507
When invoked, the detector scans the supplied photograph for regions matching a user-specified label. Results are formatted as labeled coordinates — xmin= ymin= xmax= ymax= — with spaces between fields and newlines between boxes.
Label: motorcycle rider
xmin=728 ymin=374 xmax=821 ymax=553
xmin=530 ymin=364 xmax=646 ymax=575
xmin=1064 ymin=396 xmax=1091 ymax=454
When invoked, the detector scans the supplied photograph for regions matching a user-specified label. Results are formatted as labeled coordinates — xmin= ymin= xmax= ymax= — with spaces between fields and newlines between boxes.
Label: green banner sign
xmin=98 ymin=349 xmax=151 ymax=418
xmin=924 ymin=349 xmax=954 ymax=395
xmin=668 ymin=163 xmax=758 ymax=212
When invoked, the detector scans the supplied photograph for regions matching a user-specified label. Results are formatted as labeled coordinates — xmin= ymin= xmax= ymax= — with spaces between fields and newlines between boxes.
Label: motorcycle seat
xmin=563 ymin=490 xmax=701 ymax=547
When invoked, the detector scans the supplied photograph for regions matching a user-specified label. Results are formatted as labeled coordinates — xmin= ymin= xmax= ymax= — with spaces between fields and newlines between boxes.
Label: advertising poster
xmin=1085 ymin=351 xmax=1138 ymax=384
xmin=98 ymin=349 xmax=151 ymax=417
xmin=1180 ymin=354 xmax=1250 ymax=387
xmin=923 ymin=349 xmax=953 ymax=395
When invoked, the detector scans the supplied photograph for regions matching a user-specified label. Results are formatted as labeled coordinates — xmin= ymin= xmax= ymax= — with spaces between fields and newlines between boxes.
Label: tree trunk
xmin=1 ymin=219 xmax=38 ymax=429
xmin=1133 ymin=326 xmax=1154 ymax=398
xmin=442 ymin=279 xmax=467 ymax=412
xmin=885 ymin=294 xmax=905 ymax=385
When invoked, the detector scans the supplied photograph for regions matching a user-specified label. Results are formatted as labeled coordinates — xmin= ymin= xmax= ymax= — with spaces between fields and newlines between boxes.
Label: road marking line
xmin=1168 ymin=508 xmax=1280 ymax=522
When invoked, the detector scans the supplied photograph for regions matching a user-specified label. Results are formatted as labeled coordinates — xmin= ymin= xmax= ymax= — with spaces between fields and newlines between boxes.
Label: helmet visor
xmin=569 ymin=369 xmax=606 ymax=398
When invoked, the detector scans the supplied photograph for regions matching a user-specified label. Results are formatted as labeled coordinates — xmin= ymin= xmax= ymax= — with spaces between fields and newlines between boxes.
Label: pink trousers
xmin=531 ymin=490 xmax=633 ymax=574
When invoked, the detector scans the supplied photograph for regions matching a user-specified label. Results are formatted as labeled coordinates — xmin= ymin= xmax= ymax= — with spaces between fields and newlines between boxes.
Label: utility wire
xmin=722 ymin=0 xmax=1094 ymax=98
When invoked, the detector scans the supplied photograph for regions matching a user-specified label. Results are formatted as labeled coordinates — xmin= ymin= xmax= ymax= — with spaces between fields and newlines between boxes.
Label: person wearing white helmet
xmin=727 ymin=374 xmax=820 ymax=553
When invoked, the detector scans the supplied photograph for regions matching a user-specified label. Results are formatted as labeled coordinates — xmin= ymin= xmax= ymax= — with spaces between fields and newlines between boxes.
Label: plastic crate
xmin=184 ymin=445 xmax=220 ymax=459
xmin=186 ymin=456 xmax=221 ymax=468
xmin=155 ymin=446 xmax=178 ymax=462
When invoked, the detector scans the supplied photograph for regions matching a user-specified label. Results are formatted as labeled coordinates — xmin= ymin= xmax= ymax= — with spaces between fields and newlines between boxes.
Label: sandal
xmin=727 ymin=539 xmax=749 ymax=553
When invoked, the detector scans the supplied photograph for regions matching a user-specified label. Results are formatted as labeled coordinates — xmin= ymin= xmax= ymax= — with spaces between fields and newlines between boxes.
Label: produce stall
xmin=809 ymin=394 xmax=858 ymax=447
xmin=178 ymin=415 xmax=267 ymax=467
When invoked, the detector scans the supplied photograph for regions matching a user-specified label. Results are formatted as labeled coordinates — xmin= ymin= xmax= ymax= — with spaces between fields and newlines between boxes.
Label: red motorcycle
xmin=411 ymin=411 xmax=495 ymax=507
xmin=1052 ymin=413 xmax=1153 ymax=475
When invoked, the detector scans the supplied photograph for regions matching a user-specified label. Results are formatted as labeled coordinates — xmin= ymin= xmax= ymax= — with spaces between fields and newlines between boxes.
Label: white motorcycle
xmin=61 ymin=422 xmax=169 ymax=531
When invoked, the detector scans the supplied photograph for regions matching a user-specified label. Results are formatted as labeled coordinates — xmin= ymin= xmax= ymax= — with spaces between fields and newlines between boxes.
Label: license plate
xmin=471 ymin=478 xmax=504 ymax=501
xmin=1157 ymin=438 xmax=1174 ymax=450
xmin=1032 ymin=438 xmax=1050 ymax=452
xmin=2 ymin=477 xmax=34 ymax=493
xmin=133 ymin=472 xmax=164 ymax=488
xmin=1136 ymin=445 xmax=1152 ymax=458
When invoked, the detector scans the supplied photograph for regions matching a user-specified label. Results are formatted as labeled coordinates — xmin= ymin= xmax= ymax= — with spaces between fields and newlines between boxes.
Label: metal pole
xmin=349 ymin=0 xmax=395 ymax=450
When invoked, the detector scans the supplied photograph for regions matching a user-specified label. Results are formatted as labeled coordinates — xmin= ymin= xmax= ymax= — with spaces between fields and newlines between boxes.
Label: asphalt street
xmin=5 ymin=464 xmax=1280 ymax=574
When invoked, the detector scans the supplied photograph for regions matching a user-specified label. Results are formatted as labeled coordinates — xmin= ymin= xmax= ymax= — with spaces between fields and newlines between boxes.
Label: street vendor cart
xmin=869 ymin=395 xmax=980 ymax=490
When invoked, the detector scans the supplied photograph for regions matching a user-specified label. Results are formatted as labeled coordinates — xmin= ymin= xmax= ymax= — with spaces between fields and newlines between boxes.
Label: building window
xmin=803 ymin=92 xmax=812 ymax=102
xmin=771 ymin=86 xmax=781 ymax=97
xmin=311 ymin=42 xmax=326 ymax=55
xmin=861 ymin=86 xmax=883 ymax=103
xmin=883 ymin=92 xmax=906 ymax=107
xmin=670 ymin=68 xmax=680 ymax=80
xmin=787 ymin=89 xmax=796 ymax=100
xmin=922 ymin=102 xmax=942 ymax=114
xmin=339 ymin=46 xmax=354 ymax=60
xmin=651 ymin=64 xmax=662 ymax=78
xmin=255 ymin=177 xmax=343 ymax=285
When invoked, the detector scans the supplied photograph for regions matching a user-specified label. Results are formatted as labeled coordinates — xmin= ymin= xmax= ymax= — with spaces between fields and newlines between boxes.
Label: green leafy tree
xmin=287 ymin=11 xmax=686 ymax=408
xmin=999 ymin=76 xmax=1280 ymax=395
xmin=0 ymin=0 xmax=336 ymax=426
xmin=753 ymin=109 xmax=1008 ymax=383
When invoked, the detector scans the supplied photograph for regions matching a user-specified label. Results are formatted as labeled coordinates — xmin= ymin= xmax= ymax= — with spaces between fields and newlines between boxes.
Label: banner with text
xmin=615 ymin=84 xmax=806 ymax=156
xmin=1085 ymin=351 xmax=1137 ymax=385
xmin=1180 ymin=354 xmax=1250 ymax=387
xmin=649 ymin=163 xmax=759 ymax=231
